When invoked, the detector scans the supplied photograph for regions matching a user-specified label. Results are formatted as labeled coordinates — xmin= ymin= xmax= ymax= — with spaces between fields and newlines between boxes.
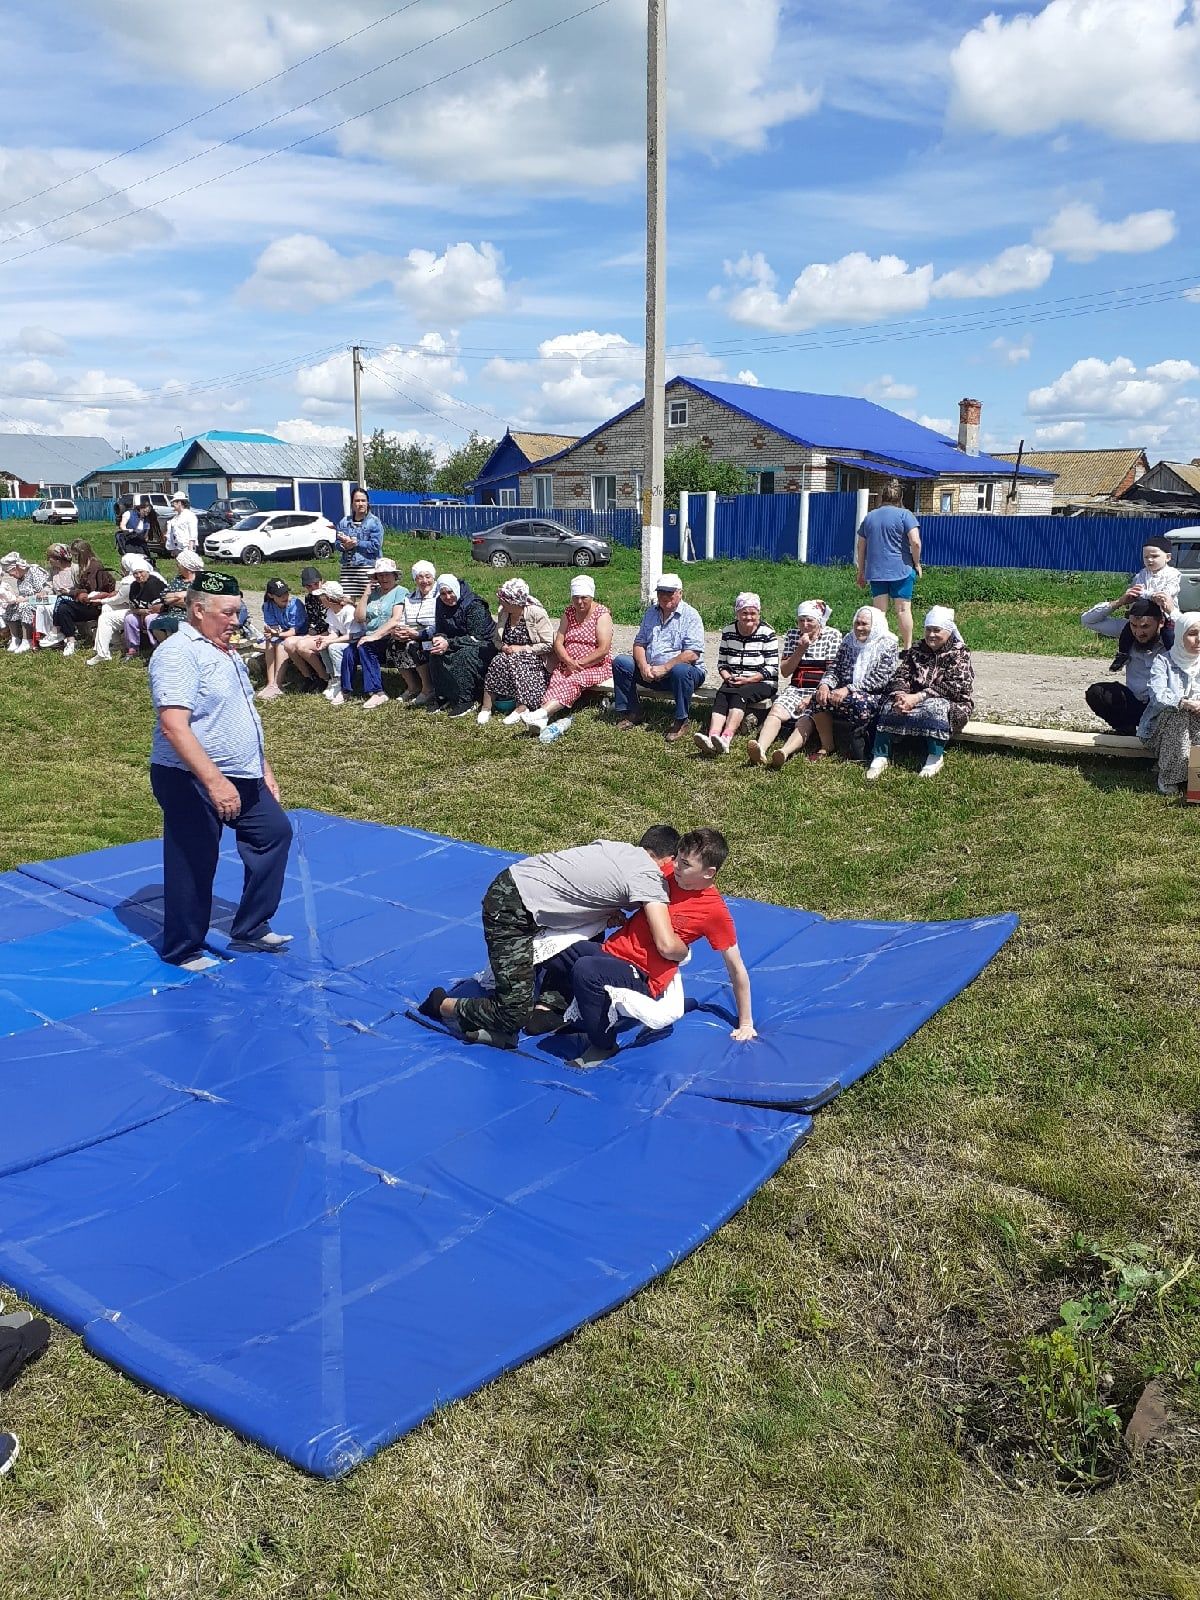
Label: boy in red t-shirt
xmin=537 ymin=826 xmax=757 ymax=1067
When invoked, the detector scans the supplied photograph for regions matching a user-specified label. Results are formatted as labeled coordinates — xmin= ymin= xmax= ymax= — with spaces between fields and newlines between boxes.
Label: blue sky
xmin=1 ymin=0 xmax=1197 ymax=464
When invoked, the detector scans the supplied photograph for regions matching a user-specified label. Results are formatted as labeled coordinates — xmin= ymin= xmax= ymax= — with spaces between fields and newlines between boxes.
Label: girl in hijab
xmin=521 ymin=573 xmax=614 ymax=734
xmin=867 ymin=605 xmax=974 ymax=780
xmin=477 ymin=576 xmax=554 ymax=725
xmin=696 ymin=591 xmax=779 ymax=756
xmin=1141 ymin=610 xmax=1200 ymax=794
xmin=390 ymin=560 xmax=440 ymax=705
xmin=802 ymin=606 xmax=899 ymax=768
xmin=747 ymin=599 xmax=842 ymax=766
xmin=424 ymin=573 xmax=493 ymax=715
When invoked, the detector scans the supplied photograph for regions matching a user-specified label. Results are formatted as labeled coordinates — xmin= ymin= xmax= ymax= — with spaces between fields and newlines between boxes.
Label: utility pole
xmin=640 ymin=0 xmax=666 ymax=602
xmin=352 ymin=344 xmax=366 ymax=490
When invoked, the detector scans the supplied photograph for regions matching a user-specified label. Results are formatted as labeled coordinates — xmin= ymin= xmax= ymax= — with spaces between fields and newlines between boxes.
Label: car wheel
xmin=240 ymin=545 xmax=263 ymax=566
xmin=489 ymin=548 xmax=513 ymax=567
xmin=572 ymin=548 xmax=594 ymax=568
xmin=313 ymin=540 xmax=334 ymax=559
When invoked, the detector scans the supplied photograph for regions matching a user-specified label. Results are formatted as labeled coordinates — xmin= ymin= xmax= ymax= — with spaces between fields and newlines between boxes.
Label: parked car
xmin=470 ymin=519 xmax=611 ymax=569
xmin=203 ymin=509 xmax=338 ymax=565
xmin=195 ymin=508 xmax=229 ymax=539
xmin=1169 ymin=528 xmax=1200 ymax=611
xmin=31 ymin=498 xmax=79 ymax=525
xmin=138 ymin=492 xmax=174 ymax=521
xmin=203 ymin=496 xmax=260 ymax=528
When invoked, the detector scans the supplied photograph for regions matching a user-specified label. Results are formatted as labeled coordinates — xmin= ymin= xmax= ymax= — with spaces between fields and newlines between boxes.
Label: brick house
xmin=516 ymin=378 xmax=1053 ymax=515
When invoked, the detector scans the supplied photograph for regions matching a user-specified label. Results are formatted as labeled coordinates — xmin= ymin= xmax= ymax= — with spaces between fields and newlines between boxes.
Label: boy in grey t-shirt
xmin=419 ymin=826 xmax=686 ymax=1049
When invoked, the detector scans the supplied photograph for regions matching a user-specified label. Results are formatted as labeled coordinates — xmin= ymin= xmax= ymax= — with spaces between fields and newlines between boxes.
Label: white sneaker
xmin=362 ymin=692 xmax=389 ymax=712
xmin=178 ymin=954 xmax=221 ymax=974
xmin=38 ymin=634 xmax=63 ymax=649
xmin=693 ymin=732 xmax=714 ymax=755
xmin=522 ymin=708 xmax=548 ymax=730
xmin=501 ymin=709 xmax=526 ymax=726
xmin=328 ymin=690 xmax=345 ymax=707
xmin=62 ymin=638 xmax=76 ymax=658
xmin=476 ymin=708 xmax=492 ymax=725
xmin=5 ymin=639 xmax=18 ymax=653
xmin=865 ymin=756 xmax=889 ymax=781
xmin=13 ymin=640 xmax=30 ymax=654
xmin=86 ymin=654 xmax=106 ymax=666
xmin=322 ymin=682 xmax=338 ymax=700
xmin=712 ymin=734 xmax=730 ymax=757
xmin=918 ymin=755 xmax=944 ymax=779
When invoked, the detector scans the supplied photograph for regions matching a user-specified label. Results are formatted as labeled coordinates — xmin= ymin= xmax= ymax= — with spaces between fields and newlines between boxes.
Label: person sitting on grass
xmin=866 ymin=605 xmax=974 ymax=781
xmin=534 ymin=827 xmax=757 ymax=1069
xmin=331 ymin=558 xmax=408 ymax=711
xmin=86 ymin=553 xmax=142 ymax=665
xmin=1081 ymin=593 xmax=1175 ymax=736
xmin=1 ymin=551 xmax=50 ymax=653
xmin=423 ymin=573 xmax=493 ymax=717
xmin=806 ymin=606 xmax=899 ymax=764
xmin=746 ymin=600 xmax=842 ymax=767
xmin=257 ymin=576 xmax=308 ymax=701
xmin=695 ymin=592 xmax=778 ymax=757
xmin=1140 ymin=610 xmax=1200 ymax=795
xmin=53 ymin=539 xmax=115 ymax=657
xmin=478 ymin=576 xmax=554 ymax=725
xmin=612 ymin=572 xmax=706 ymax=743
xmin=521 ymin=573 xmax=614 ymax=735
xmin=1108 ymin=537 xmax=1182 ymax=672
xmin=279 ymin=566 xmax=332 ymax=691
xmin=148 ymin=549 xmax=205 ymax=646
xmin=32 ymin=543 xmax=78 ymax=649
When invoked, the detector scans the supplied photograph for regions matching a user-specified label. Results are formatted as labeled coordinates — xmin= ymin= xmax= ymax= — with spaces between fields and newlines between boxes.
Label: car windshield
xmin=232 ymin=514 xmax=269 ymax=530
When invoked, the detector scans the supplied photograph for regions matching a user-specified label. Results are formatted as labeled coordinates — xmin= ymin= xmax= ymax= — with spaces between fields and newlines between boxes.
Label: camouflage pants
xmin=454 ymin=869 xmax=538 ymax=1037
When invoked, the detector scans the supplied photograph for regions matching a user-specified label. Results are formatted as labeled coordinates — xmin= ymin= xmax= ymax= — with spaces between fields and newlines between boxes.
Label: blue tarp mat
xmin=0 ymin=811 xmax=1016 ymax=1475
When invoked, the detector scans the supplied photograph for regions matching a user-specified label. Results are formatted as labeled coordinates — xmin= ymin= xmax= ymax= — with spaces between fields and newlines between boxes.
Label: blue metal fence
xmin=916 ymin=512 xmax=1200 ymax=573
xmin=373 ymin=503 xmax=640 ymax=546
xmin=710 ymin=494 xmax=801 ymax=561
xmin=806 ymin=492 xmax=861 ymax=564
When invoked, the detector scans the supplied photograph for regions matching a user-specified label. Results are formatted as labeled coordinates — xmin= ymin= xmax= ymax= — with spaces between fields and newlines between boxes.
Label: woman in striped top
xmin=694 ymin=592 xmax=779 ymax=756
xmin=747 ymin=600 xmax=842 ymax=766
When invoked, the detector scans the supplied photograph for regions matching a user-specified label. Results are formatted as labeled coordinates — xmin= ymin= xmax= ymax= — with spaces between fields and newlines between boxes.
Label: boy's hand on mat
xmin=730 ymin=1023 xmax=757 ymax=1041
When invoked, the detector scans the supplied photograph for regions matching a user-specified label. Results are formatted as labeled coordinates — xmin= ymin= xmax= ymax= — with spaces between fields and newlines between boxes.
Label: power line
xmin=0 ymin=0 xmax=614 ymax=269
xmin=363 ymin=345 xmax=512 ymax=428
xmin=0 ymin=341 xmax=349 ymax=404
xmin=0 ymin=0 xmax=436 ymax=218
xmin=361 ymin=360 xmax=478 ymax=435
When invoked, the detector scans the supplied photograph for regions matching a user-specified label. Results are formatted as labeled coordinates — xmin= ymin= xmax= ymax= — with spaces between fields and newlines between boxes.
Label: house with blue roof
xmin=80 ymin=430 xmax=344 ymax=509
xmin=467 ymin=429 xmax=580 ymax=505
xmin=513 ymin=379 xmax=1054 ymax=517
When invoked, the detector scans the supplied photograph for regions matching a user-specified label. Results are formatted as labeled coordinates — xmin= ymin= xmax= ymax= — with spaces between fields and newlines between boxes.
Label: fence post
xmin=678 ymin=490 xmax=688 ymax=563
xmin=797 ymin=489 xmax=810 ymax=562
xmin=855 ymin=488 xmax=869 ymax=553
xmin=704 ymin=490 xmax=716 ymax=561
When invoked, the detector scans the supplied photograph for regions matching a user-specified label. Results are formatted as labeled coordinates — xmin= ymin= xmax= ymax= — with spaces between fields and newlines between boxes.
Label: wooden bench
xmin=958 ymin=720 xmax=1147 ymax=759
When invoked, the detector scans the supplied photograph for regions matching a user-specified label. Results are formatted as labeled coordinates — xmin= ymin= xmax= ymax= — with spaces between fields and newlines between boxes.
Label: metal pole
xmin=352 ymin=345 xmax=366 ymax=491
xmin=640 ymin=0 xmax=666 ymax=602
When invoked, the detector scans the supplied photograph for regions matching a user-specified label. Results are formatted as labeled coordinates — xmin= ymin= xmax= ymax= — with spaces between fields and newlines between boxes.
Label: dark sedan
xmin=470 ymin=519 xmax=610 ymax=569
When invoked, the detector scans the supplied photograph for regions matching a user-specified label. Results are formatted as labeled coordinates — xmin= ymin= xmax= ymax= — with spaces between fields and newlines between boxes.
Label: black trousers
xmin=150 ymin=764 xmax=293 ymax=964
xmin=540 ymin=941 xmax=650 ymax=1050
xmin=1085 ymin=681 xmax=1145 ymax=737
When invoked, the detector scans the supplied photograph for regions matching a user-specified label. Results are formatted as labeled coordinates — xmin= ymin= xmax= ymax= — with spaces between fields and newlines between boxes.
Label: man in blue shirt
xmin=855 ymin=481 xmax=922 ymax=649
xmin=148 ymin=571 xmax=293 ymax=972
xmin=612 ymin=573 xmax=706 ymax=742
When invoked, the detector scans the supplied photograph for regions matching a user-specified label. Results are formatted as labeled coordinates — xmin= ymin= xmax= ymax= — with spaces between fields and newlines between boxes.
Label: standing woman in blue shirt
xmin=855 ymin=480 xmax=922 ymax=649
xmin=336 ymin=488 xmax=385 ymax=603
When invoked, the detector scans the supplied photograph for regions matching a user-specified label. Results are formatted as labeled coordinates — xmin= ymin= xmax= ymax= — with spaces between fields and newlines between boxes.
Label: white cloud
xmin=297 ymin=334 xmax=466 ymax=411
xmin=864 ymin=374 xmax=918 ymax=403
xmin=991 ymin=336 xmax=1033 ymax=366
xmin=949 ymin=0 xmax=1200 ymax=143
xmin=735 ymin=370 xmax=761 ymax=386
xmin=1027 ymin=355 xmax=1200 ymax=419
xmin=1034 ymin=420 xmax=1087 ymax=444
xmin=1035 ymin=202 xmax=1177 ymax=261
xmin=915 ymin=414 xmax=954 ymax=436
xmin=271 ymin=418 xmax=352 ymax=448
xmin=1185 ymin=285 xmax=1200 ymax=302
xmin=932 ymin=244 xmax=1054 ymax=299
xmin=0 ymin=148 xmax=174 ymax=257
xmin=239 ymin=236 xmax=507 ymax=318
xmin=5 ymin=325 xmax=68 ymax=356
xmin=722 ymin=250 xmax=935 ymax=331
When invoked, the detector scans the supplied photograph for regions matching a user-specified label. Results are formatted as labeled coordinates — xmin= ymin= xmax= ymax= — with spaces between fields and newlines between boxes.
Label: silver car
xmin=470 ymin=519 xmax=610 ymax=569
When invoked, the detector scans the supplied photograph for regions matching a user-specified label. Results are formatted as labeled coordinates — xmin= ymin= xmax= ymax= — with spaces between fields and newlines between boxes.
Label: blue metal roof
xmin=89 ymin=430 xmax=286 ymax=477
xmin=832 ymin=456 xmax=931 ymax=481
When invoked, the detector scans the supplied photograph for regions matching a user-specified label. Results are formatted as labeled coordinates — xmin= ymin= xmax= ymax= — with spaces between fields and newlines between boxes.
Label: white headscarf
xmin=924 ymin=605 xmax=964 ymax=645
xmin=845 ymin=605 xmax=895 ymax=687
xmin=411 ymin=560 xmax=436 ymax=580
xmin=436 ymin=573 xmax=461 ymax=602
xmin=176 ymin=549 xmax=205 ymax=572
xmin=120 ymin=552 xmax=141 ymax=575
xmin=570 ymin=573 xmax=596 ymax=598
xmin=0 ymin=551 xmax=24 ymax=573
xmin=796 ymin=599 xmax=831 ymax=626
xmin=1169 ymin=610 xmax=1200 ymax=694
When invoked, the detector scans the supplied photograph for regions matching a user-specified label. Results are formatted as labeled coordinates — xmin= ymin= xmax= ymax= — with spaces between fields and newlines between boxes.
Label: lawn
xmin=26 ymin=519 xmax=1129 ymax=657
xmin=0 ymin=647 xmax=1197 ymax=1600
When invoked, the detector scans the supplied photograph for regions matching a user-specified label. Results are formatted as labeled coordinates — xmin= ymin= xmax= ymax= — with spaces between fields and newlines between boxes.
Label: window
xmin=748 ymin=470 xmax=775 ymax=495
xmin=533 ymin=474 xmax=554 ymax=511
xmin=976 ymin=482 xmax=994 ymax=512
xmin=591 ymin=474 xmax=617 ymax=511
xmin=940 ymin=490 xmax=954 ymax=514
xmin=668 ymin=398 xmax=688 ymax=427
xmin=498 ymin=487 xmax=517 ymax=506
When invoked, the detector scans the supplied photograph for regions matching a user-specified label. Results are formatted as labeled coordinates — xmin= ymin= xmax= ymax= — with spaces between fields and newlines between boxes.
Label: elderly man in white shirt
xmin=165 ymin=492 xmax=200 ymax=557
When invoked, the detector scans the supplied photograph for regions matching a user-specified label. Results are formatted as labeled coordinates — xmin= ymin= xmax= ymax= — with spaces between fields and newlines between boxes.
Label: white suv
xmin=32 ymin=498 xmax=79 ymax=525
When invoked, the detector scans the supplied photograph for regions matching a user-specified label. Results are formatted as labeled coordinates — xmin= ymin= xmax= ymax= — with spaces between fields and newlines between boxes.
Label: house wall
xmin=1141 ymin=462 xmax=1193 ymax=496
xmin=917 ymin=478 xmax=1054 ymax=517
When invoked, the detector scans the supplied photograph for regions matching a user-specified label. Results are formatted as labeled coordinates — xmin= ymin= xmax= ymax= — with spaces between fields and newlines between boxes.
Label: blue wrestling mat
xmin=0 ymin=811 xmax=1016 ymax=1476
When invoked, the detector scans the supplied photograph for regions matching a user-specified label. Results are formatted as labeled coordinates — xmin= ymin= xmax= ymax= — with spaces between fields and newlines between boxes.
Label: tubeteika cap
xmin=190 ymin=570 xmax=242 ymax=597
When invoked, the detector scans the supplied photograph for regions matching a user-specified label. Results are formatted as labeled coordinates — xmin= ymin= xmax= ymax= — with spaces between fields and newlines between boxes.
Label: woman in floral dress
xmin=520 ymin=573 xmax=614 ymax=734
xmin=478 ymin=577 xmax=555 ymax=725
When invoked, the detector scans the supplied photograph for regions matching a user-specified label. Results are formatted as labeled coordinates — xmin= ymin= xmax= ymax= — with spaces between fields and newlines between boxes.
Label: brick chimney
xmin=958 ymin=397 xmax=981 ymax=456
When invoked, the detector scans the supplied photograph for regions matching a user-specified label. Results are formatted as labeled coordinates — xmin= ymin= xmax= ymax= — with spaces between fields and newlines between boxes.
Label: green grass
xmin=44 ymin=520 xmax=1125 ymax=656
xmin=2 ymin=637 xmax=1198 ymax=1598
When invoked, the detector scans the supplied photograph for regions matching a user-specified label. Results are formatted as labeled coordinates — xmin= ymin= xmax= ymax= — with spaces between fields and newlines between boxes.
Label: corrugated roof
xmin=1156 ymin=460 xmax=1200 ymax=495
xmin=832 ymin=456 xmax=931 ymax=481
xmin=198 ymin=439 xmax=344 ymax=479
xmin=993 ymin=448 xmax=1145 ymax=498
xmin=0 ymin=432 xmax=116 ymax=486
xmin=89 ymin=430 xmax=287 ymax=477
xmin=509 ymin=431 xmax=580 ymax=463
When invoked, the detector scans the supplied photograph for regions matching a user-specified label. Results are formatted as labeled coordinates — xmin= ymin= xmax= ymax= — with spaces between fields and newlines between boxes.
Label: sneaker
xmin=746 ymin=739 xmax=764 ymax=766
xmin=476 ymin=708 xmax=492 ymax=725
xmin=13 ymin=640 xmax=30 ymax=654
xmin=62 ymin=638 xmax=76 ymax=658
xmin=322 ymin=682 xmax=339 ymax=700
xmin=918 ymin=755 xmax=945 ymax=779
xmin=865 ymin=756 xmax=889 ymax=781
xmin=362 ymin=692 xmax=389 ymax=712
xmin=38 ymin=634 xmax=63 ymax=649
xmin=571 ymin=1044 xmax=618 ymax=1070
xmin=448 ymin=703 xmax=475 ymax=718
xmin=0 ymin=1433 xmax=18 ymax=1477
xmin=229 ymin=930 xmax=293 ymax=953
xmin=521 ymin=708 xmax=548 ymax=731
xmin=693 ymin=732 xmax=714 ymax=756
xmin=712 ymin=734 xmax=730 ymax=757
xmin=770 ymin=748 xmax=787 ymax=769
xmin=461 ymin=1025 xmax=518 ymax=1050
xmin=178 ymin=954 xmax=221 ymax=974
xmin=86 ymin=654 xmax=106 ymax=666
xmin=328 ymin=690 xmax=345 ymax=707
xmin=410 ymin=692 xmax=435 ymax=707
xmin=502 ymin=708 xmax=526 ymax=726
xmin=4 ymin=639 xmax=17 ymax=653
xmin=417 ymin=986 xmax=448 ymax=1022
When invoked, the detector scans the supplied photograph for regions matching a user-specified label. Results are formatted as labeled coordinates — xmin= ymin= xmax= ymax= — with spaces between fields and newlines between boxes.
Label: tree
xmin=337 ymin=429 xmax=438 ymax=492
xmin=434 ymin=431 xmax=496 ymax=497
xmin=664 ymin=440 xmax=749 ymax=499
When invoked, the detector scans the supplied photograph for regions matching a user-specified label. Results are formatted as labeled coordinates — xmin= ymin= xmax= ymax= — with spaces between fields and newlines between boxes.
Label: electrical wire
xmin=363 ymin=345 xmax=513 ymax=428
xmin=361 ymin=360 xmax=479 ymax=435
xmin=0 ymin=341 xmax=351 ymax=404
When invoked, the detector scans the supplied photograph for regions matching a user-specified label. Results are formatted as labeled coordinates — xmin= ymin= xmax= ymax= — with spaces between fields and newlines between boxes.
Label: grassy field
xmin=0 ymin=644 xmax=1197 ymax=1600
xmin=20 ymin=519 xmax=1130 ymax=657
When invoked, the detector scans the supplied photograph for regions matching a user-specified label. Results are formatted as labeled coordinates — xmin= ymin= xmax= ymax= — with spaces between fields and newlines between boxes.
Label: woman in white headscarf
xmin=522 ymin=572 xmax=614 ymax=733
xmin=477 ymin=576 xmax=554 ymax=725
xmin=747 ymin=599 xmax=842 ymax=766
xmin=87 ymin=552 xmax=144 ymax=665
xmin=1140 ymin=610 xmax=1200 ymax=794
xmin=386 ymin=559 xmax=440 ymax=704
xmin=696 ymin=591 xmax=779 ymax=756
xmin=866 ymin=605 xmax=974 ymax=780
xmin=1 ymin=551 xmax=51 ymax=653
xmin=423 ymin=572 xmax=492 ymax=715
xmin=797 ymin=605 xmax=899 ymax=768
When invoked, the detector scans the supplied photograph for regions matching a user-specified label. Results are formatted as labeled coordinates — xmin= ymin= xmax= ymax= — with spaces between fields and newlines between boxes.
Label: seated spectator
xmin=114 ymin=498 xmax=148 ymax=560
xmin=478 ymin=576 xmax=554 ymax=725
xmin=521 ymin=573 xmax=614 ymax=734
xmin=257 ymin=576 xmax=308 ymax=701
xmin=1108 ymin=537 xmax=1181 ymax=671
xmin=867 ymin=605 xmax=974 ymax=780
xmin=746 ymin=600 xmax=843 ymax=766
xmin=87 ymin=553 xmax=144 ymax=665
xmin=311 ymin=582 xmax=356 ymax=698
xmin=332 ymin=558 xmax=408 ymax=710
xmin=51 ymin=540 xmax=115 ymax=657
xmin=1 ymin=551 xmax=50 ymax=653
xmin=613 ymin=572 xmax=706 ymax=742
xmin=1082 ymin=593 xmax=1174 ymax=735
xmin=33 ymin=543 xmax=78 ymax=648
xmin=805 ymin=606 xmax=899 ymax=766
xmin=695 ymin=592 xmax=778 ymax=756
xmin=423 ymin=573 xmax=493 ymax=717
xmin=282 ymin=567 xmax=336 ymax=691
xmin=148 ymin=550 xmax=204 ymax=646
xmin=121 ymin=558 xmax=168 ymax=661
xmin=165 ymin=492 xmax=199 ymax=556
xmin=1140 ymin=611 xmax=1200 ymax=795
xmin=385 ymin=560 xmax=439 ymax=705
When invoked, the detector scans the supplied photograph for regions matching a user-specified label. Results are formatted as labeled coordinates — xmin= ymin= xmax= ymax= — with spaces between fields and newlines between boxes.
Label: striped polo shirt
xmin=149 ymin=621 xmax=266 ymax=778
xmin=716 ymin=622 xmax=779 ymax=690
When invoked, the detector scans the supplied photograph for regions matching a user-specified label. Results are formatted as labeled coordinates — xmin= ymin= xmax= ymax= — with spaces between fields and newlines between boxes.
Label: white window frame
xmin=533 ymin=474 xmax=554 ymax=511
xmin=940 ymin=490 xmax=953 ymax=514
xmin=632 ymin=471 xmax=643 ymax=505
xmin=591 ymin=473 xmax=618 ymax=512
xmin=976 ymin=482 xmax=994 ymax=512
xmin=498 ymin=487 xmax=518 ymax=506
xmin=668 ymin=398 xmax=688 ymax=427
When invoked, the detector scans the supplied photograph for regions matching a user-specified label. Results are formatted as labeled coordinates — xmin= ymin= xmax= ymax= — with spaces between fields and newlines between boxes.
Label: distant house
xmin=0 ymin=433 xmax=116 ymax=498
xmin=468 ymin=430 xmax=580 ymax=506
xmin=1127 ymin=459 xmax=1200 ymax=508
xmin=516 ymin=380 xmax=1053 ymax=516
xmin=993 ymin=447 xmax=1149 ymax=511
xmin=80 ymin=431 xmax=344 ymax=510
